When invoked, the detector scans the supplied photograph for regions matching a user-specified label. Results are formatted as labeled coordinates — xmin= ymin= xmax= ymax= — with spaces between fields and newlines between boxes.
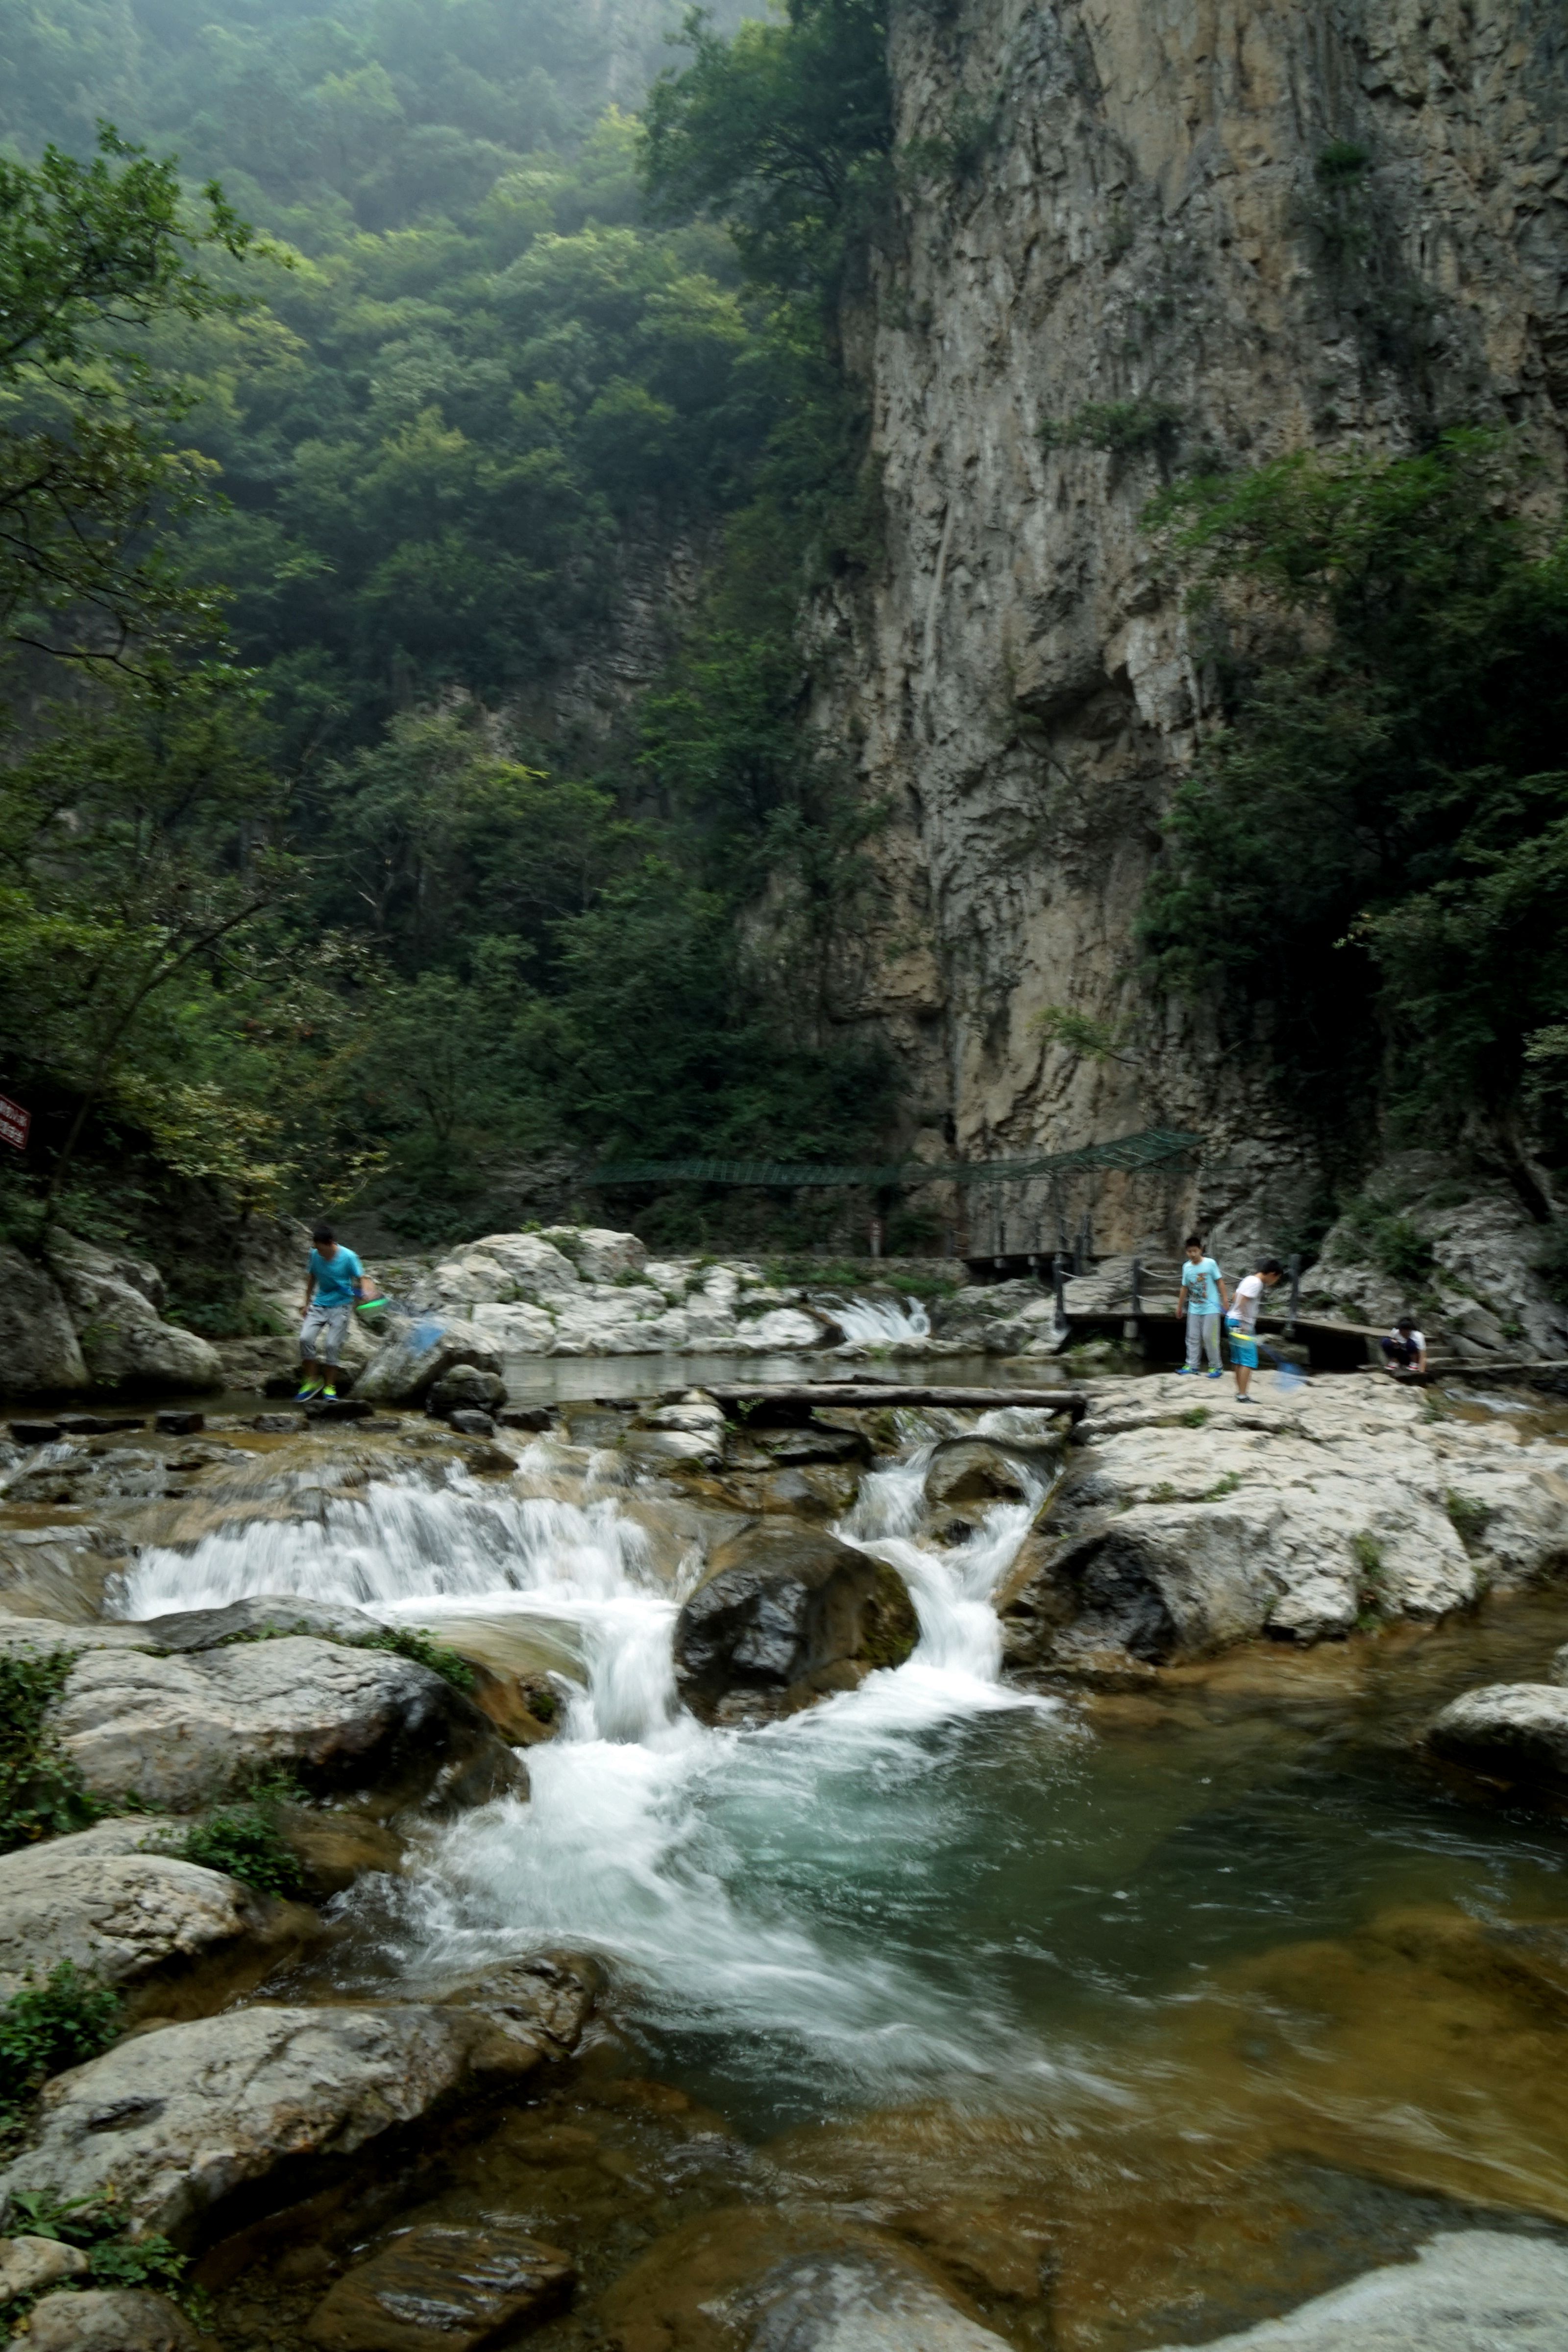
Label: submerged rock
xmin=24 ymin=2288 xmax=205 ymax=2351
xmin=673 ymin=1529 xmax=917 ymax=1723
xmin=1424 ymin=1683 xmax=1568 ymax=1792
xmin=305 ymin=2219 xmax=574 ymax=2350
xmin=0 ymin=2001 xmax=552 ymax=2243
xmin=746 ymin=2249 xmax=1013 ymax=2350
xmin=1138 ymin=2228 xmax=1568 ymax=2351
xmin=49 ymin=1636 xmax=526 ymax=1813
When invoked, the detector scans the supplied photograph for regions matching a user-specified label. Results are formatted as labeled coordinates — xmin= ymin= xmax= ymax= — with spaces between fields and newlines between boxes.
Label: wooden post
xmin=1053 ymin=1252 xmax=1067 ymax=1321
xmin=869 ymin=1215 xmax=883 ymax=1259
xmin=1130 ymin=1257 xmax=1142 ymax=1316
xmin=1288 ymin=1251 xmax=1301 ymax=1334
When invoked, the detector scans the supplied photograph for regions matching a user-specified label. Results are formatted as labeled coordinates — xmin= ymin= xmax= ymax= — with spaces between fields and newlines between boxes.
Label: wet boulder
xmin=306 ymin=2219 xmax=574 ymax=2350
xmin=427 ymin=1363 xmax=507 ymax=1416
xmin=673 ymin=1529 xmax=917 ymax=1724
xmin=1 ymin=2001 xmax=553 ymax=2244
xmin=355 ymin=1317 xmax=503 ymax=1407
xmin=1424 ymin=1683 xmax=1568 ymax=1793
xmin=0 ymin=1820 xmax=314 ymax=2008
xmin=25 ymin=2289 xmax=205 ymax=2351
xmin=998 ymin=1509 xmax=1273 ymax=1674
xmin=925 ymin=1441 xmax=1037 ymax=1509
xmin=48 ymin=1637 xmax=527 ymax=1814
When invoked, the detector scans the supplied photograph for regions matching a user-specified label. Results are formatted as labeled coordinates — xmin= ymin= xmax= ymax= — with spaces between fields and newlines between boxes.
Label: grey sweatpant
xmin=1185 ymin=1310 xmax=1222 ymax=1371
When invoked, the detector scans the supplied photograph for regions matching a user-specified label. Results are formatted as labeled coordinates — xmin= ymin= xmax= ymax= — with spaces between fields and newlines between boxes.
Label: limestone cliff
xmin=810 ymin=0 xmax=1568 ymax=1253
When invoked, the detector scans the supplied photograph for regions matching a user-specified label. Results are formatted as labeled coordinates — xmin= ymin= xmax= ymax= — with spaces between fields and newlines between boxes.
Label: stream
xmin=110 ymin=1386 xmax=1568 ymax=2349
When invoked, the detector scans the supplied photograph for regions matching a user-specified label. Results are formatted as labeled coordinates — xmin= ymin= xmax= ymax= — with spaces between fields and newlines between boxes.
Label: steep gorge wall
xmin=812 ymin=0 xmax=1568 ymax=1250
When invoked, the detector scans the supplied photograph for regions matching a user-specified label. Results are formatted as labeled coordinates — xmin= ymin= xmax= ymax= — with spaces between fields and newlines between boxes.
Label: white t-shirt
xmin=1389 ymin=1326 xmax=1425 ymax=1354
xmin=1229 ymin=1273 xmax=1265 ymax=1331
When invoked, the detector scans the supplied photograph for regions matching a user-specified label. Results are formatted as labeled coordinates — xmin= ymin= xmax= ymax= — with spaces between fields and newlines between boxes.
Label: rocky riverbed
xmin=1 ymin=1364 xmax=1566 ymax=2350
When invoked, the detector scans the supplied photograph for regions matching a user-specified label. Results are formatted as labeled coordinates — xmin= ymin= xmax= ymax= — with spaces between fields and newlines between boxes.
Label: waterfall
xmin=109 ymin=1415 xmax=1092 ymax=2120
xmin=827 ymin=1293 xmax=933 ymax=1346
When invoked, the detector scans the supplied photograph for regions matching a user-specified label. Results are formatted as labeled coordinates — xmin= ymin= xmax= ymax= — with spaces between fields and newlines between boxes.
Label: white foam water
xmin=828 ymin=1293 xmax=933 ymax=1346
xmin=112 ymin=1419 xmax=1088 ymax=2117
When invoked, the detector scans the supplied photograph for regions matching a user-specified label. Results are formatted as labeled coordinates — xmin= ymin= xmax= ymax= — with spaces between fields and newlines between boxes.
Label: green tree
xmin=0 ymin=126 xmax=252 ymax=663
xmin=642 ymin=0 xmax=892 ymax=313
xmin=1142 ymin=431 xmax=1568 ymax=1195
xmin=0 ymin=670 xmax=296 ymax=1215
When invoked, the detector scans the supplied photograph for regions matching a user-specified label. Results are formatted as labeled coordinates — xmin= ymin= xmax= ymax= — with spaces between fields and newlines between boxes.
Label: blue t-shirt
xmin=1180 ymin=1256 xmax=1223 ymax=1315
xmin=309 ymin=1246 xmax=363 ymax=1308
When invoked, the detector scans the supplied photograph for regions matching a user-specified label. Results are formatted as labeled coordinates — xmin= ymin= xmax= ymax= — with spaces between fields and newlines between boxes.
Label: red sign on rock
xmin=0 ymin=1093 xmax=30 ymax=1152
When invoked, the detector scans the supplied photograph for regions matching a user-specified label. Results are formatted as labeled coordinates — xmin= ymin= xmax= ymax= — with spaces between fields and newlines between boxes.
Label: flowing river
xmin=111 ymin=1396 xmax=1568 ymax=2348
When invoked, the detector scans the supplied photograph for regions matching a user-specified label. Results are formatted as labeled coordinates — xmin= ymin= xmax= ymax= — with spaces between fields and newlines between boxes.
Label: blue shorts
xmin=1227 ymin=1325 xmax=1258 ymax=1368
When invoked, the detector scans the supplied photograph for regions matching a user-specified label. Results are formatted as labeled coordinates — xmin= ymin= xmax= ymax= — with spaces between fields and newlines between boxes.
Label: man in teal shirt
xmin=298 ymin=1223 xmax=367 ymax=1400
xmin=1175 ymin=1234 xmax=1229 ymax=1377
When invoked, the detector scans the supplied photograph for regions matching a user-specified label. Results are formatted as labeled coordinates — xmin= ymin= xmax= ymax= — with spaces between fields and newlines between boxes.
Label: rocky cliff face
xmin=811 ymin=0 xmax=1568 ymax=1253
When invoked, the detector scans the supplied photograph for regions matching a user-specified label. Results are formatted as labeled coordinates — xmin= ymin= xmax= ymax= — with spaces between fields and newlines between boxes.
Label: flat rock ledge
xmin=1424 ymin=1684 xmax=1568 ymax=1793
xmin=1139 ymin=2228 xmax=1568 ymax=2351
xmin=1 ymin=1957 xmax=596 ymax=2244
xmin=1000 ymin=1373 xmax=1568 ymax=1672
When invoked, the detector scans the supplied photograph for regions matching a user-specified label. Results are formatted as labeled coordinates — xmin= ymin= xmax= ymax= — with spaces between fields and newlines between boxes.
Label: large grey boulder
xmin=1138 ymin=2229 xmax=1568 ymax=2351
xmin=3 ymin=1969 xmax=594 ymax=2243
xmin=0 ymin=1243 xmax=89 ymax=1395
xmin=49 ymin=1636 xmax=527 ymax=1813
xmin=47 ymin=1236 xmax=222 ymax=1394
xmin=0 ymin=1827 xmax=297 ymax=2001
xmin=355 ymin=1316 xmax=503 ymax=1406
xmin=539 ymin=1225 xmax=646 ymax=1283
xmin=25 ymin=2289 xmax=205 ymax=2351
xmin=673 ymin=1530 xmax=917 ymax=1723
xmin=1424 ymin=1683 xmax=1568 ymax=1792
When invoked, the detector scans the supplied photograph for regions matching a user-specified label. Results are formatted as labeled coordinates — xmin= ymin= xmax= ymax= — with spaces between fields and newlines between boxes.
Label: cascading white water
xmin=112 ymin=1414 xmax=1089 ymax=2117
xmin=827 ymin=1293 xmax=932 ymax=1346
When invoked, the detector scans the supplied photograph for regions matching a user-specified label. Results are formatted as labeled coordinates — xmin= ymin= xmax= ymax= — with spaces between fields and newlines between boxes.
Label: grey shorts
xmin=300 ymin=1301 xmax=352 ymax=1364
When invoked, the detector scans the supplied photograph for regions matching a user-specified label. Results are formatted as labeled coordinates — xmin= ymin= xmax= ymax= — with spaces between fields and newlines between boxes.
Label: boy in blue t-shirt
xmin=1174 ymin=1233 xmax=1229 ymax=1377
xmin=298 ymin=1222 xmax=367 ymax=1400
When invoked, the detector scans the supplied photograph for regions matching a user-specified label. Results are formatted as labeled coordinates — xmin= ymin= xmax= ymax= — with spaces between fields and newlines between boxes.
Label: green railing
xmin=589 ymin=1127 xmax=1203 ymax=1190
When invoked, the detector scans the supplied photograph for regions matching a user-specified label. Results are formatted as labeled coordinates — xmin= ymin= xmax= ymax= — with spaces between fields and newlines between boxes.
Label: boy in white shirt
xmin=1226 ymin=1257 xmax=1283 ymax=1397
xmin=1175 ymin=1233 xmax=1229 ymax=1378
xmin=1380 ymin=1317 xmax=1427 ymax=1378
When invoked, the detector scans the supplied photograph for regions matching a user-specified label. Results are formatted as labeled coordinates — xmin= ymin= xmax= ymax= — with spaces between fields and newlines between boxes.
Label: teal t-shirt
xmin=1180 ymin=1256 xmax=1223 ymax=1315
xmin=309 ymin=1245 xmax=363 ymax=1308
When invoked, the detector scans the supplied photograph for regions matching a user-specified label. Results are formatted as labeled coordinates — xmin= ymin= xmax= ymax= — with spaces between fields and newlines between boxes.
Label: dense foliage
xmin=1143 ymin=432 xmax=1568 ymax=1191
xmin=0 ymin=1963 xmax=121 ymax=2139
xmin=0 ymin=1651 xmax=104 ymax=1851
xmin=0 ymin=0 xmax=902 ymax=1255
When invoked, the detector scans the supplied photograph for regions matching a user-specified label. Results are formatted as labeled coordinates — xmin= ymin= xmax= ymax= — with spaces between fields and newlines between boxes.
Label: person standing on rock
xmin=1175 ymin=1235 xmax=1229 ymax=1378
xmin=1226 ymin=1258 xmax=1283 ymax=1398
xmin=298 ymin=1223 xmax=367 ymax=1401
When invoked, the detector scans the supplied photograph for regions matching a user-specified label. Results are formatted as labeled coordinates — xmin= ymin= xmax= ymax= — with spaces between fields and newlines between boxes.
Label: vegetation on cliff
xmin=1144 ymin=432 xmax=1568 ymax=1198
